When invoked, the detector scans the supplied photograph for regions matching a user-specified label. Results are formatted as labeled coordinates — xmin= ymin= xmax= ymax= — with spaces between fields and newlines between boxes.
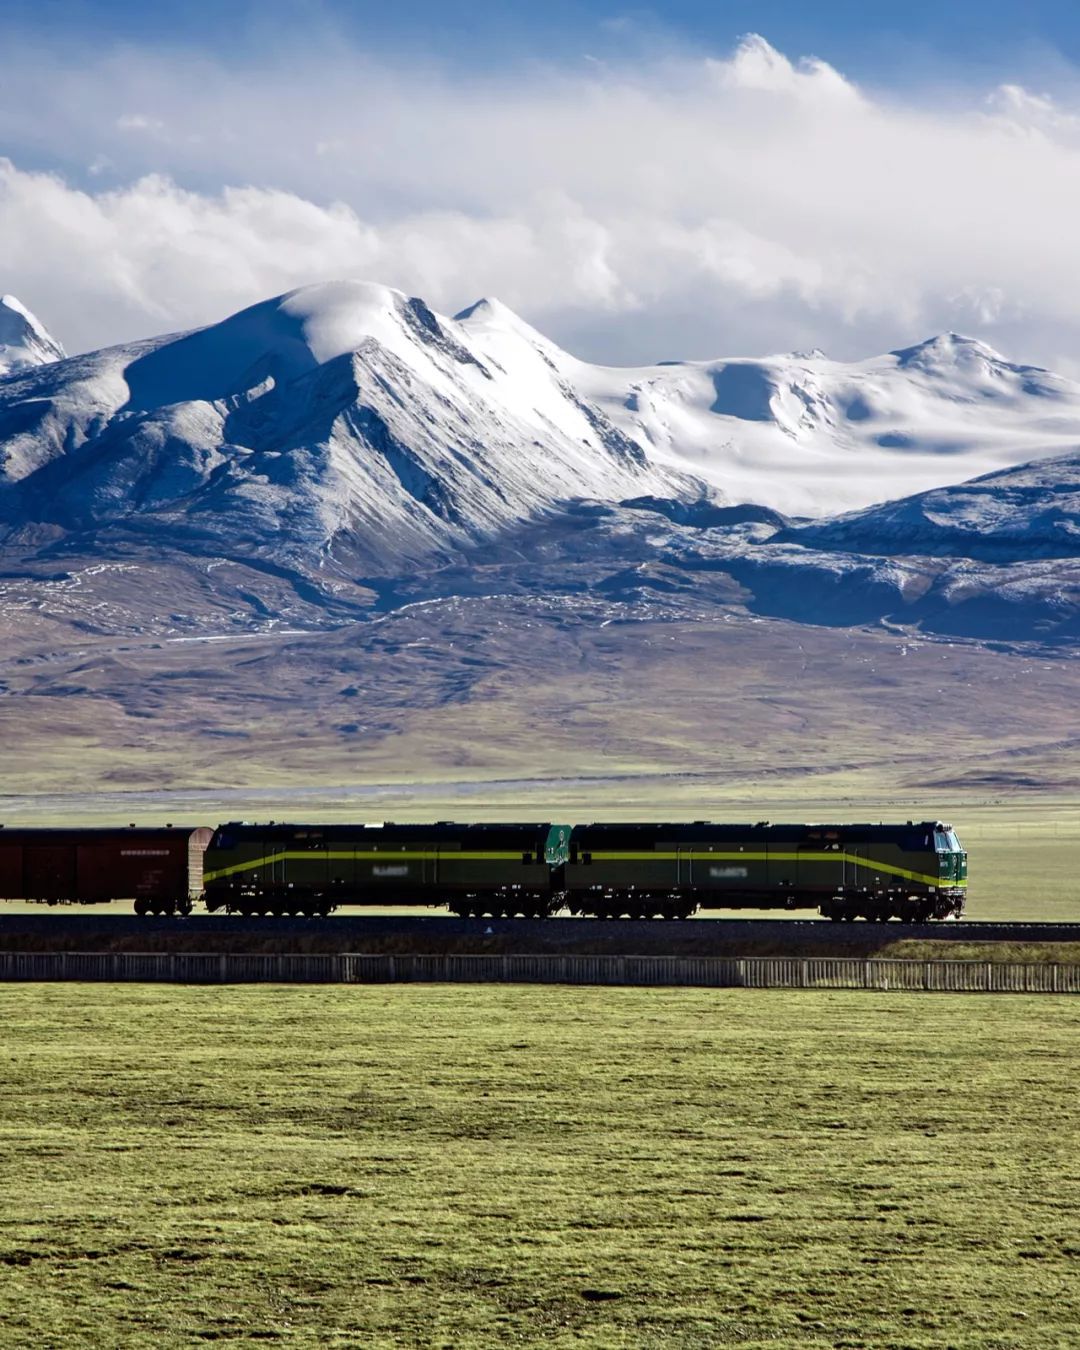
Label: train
xmin=0 ymin=818 xmax=967 ymax=921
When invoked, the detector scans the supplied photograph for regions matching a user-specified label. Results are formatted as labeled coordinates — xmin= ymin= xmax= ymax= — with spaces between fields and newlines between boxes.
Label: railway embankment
xmin=0 ymin=914 xmax=1077 ymax=964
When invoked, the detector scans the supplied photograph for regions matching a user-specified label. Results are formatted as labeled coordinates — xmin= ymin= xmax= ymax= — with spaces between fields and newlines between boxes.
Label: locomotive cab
xmin=934 ymin=824 xmax=968 ymax=890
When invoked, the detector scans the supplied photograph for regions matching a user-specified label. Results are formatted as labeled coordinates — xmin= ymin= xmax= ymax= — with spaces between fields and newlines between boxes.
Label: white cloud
xmin=2 ymin=34 xmax=1080 ymax=369
xmin=116 ymin=113 xmax=165 ymax=133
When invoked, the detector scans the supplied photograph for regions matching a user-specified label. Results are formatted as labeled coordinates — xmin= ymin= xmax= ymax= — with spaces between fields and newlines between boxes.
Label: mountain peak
xmin=454 ymin=296 xmax=514 ymax=324
xmin=890 ymin=331 xmax=1008 ymax=370
xmin=454 ymin=295 xmax=559 ymax=349
xmin=0 ymin=295 xmax=65 ymax=376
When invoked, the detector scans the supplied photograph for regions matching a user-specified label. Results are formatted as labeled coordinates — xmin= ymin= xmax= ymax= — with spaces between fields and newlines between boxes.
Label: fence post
xmin=985 ymin=962 xmax=992 ymax=993
xmin=924 ymin=961 xmax=931 ymax=991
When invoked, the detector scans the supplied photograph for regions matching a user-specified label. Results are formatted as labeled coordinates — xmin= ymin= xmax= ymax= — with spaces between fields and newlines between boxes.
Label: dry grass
xmin=1 ymin=605 xmax=1078 ymax=799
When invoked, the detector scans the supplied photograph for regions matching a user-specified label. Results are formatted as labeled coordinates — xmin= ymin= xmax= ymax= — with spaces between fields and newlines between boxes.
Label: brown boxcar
xmin=0 ymin=826 xmax=213 ymax=914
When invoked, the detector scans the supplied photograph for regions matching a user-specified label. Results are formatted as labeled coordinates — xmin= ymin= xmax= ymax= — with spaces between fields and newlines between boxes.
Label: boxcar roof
xmin=0 ymin=826 xmax=208 ymax=841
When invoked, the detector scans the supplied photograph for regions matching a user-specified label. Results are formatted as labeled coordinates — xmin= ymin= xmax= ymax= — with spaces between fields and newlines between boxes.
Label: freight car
xmin=0 ymin=826 xmax=213 ymax=914
xmin=201 ymin=820 xmax=572 ymax=917
xmin=563 ymin=821 xmax=967 ymax=922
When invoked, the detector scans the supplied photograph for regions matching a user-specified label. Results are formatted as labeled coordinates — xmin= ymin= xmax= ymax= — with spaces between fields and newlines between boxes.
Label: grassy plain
xmin=1 ymin=984 xmax=1078 ymax=1348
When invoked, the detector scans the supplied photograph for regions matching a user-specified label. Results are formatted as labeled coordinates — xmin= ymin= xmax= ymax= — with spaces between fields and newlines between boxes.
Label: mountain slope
xmin=778 ymin=451 xmax=1080 ymax=560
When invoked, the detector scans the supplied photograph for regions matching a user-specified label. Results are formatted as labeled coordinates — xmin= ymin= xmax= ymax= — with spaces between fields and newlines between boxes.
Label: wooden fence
xmin=0 ymin=951 xmax=1078 ymax=992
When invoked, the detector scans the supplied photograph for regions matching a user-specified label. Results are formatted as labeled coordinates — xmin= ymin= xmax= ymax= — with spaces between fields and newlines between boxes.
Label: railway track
xmin=0 ymin=914 xmax=1076 ymax=957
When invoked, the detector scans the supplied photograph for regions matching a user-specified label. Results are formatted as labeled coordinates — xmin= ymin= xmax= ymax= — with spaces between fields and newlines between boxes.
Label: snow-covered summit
xmin=0 ymin=295 xmax=65 ymax=377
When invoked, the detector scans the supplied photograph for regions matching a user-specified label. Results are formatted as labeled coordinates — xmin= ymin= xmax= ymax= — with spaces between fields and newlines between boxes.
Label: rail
xmin=0 ymin=952 xmax=1079 ymax=992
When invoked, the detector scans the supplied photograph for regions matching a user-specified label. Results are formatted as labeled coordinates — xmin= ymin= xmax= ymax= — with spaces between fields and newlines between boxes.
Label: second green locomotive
xmin=563 ymin=820 xmax=966 ymax=922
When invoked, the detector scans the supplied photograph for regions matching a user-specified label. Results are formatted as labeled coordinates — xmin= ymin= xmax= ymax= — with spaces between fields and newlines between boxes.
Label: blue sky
xmin=5 ymin=2 xmax=1080 ymax=369
xmin=7 ymin=0 xmax=1080 ymax=80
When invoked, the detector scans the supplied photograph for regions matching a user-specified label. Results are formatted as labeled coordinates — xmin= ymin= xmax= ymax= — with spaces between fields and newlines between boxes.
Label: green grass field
xmin=1 ymin=985 xmax=1078 ymax=1348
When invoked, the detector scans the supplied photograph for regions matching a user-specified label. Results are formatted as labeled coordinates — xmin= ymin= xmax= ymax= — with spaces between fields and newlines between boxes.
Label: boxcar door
xmin=0 ymin=839 xmax=22 ymax=898
xmin=24 ymin=845 xmax=77 ymax=901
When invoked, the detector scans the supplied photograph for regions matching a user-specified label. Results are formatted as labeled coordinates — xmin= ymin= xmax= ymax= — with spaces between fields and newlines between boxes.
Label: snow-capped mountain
xmin=0 ymin=282 xmax=690 ymax=568
xmin=3 ymin=281 xmax=1080 ymax=574
xmin=0 ymin=295 xmax=65 ymax=377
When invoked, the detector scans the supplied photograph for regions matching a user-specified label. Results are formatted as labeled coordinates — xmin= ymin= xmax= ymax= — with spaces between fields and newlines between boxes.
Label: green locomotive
xmin=563 ymin=821 xmax=967 ymax=922
xmin=199 ymin=818 xmax=966 ymax=922
xmin=202 ymin=820 xmax=571 ymax=917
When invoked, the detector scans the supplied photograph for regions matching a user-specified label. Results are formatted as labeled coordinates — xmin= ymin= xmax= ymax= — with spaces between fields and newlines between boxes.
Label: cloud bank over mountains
xmin=5 ymin=34 xmax=1080 ymax=368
